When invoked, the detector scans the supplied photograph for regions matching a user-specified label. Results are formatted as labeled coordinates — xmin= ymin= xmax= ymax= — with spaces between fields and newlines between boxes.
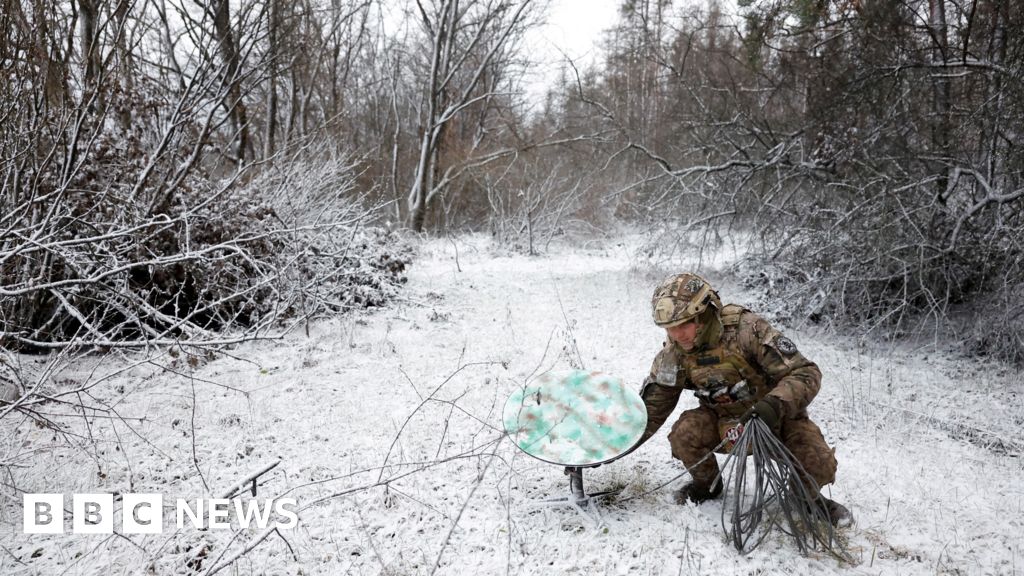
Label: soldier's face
xmin=665 ymin=320 xmax=698 ymax=350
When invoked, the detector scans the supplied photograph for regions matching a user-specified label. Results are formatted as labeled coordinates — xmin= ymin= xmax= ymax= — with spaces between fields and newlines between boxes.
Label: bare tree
xmin=405 ymin=0 xmax=536 ymax=232
xmin=208 ymin=0 xmax=257 ymax=164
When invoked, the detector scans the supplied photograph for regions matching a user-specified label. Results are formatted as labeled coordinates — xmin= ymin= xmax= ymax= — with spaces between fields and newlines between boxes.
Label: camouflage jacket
xmin=638 ymin=304 xmax=822 ymax=444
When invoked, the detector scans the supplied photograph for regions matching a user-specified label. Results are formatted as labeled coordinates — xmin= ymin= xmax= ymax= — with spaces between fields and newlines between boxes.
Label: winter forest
xmin=1 ymin=0 xmax=1022 ymax=575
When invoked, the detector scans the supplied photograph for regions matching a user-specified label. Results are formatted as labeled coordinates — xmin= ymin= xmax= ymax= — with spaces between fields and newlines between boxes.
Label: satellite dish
xmin=503 ymin=369 xmax=647 ymax=516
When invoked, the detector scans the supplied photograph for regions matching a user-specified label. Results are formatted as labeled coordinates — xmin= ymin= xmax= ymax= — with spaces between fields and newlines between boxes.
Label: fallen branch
xmin=220 ymin=459 xmax=283 ymax=499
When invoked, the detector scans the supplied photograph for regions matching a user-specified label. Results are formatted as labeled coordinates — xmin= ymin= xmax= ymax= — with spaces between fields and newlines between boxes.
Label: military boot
xmin=817 ymin=497 xmax=854 ymax=528
xmin=673 ymin=480 xmax=723 ymax=505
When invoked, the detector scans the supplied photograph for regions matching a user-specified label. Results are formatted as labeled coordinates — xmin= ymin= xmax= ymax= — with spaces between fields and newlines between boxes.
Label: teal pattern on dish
xmin=503 ymin=369 xmax=647 ymax=466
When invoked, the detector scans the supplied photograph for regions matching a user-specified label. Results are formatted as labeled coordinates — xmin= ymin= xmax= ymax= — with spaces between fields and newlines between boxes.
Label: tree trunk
xmin=78 ymin=0 xmax=99 ymax=91
xmin=212 ymin=0 xmax=252 ymax=164
xmin=408 ymin=0 xmax=454 ymax=233
xmin=983 ymin=0 xmax=1006 ymax=187
xmin=265 ymin=0 xmax=279 ymax=159
xmin=929 ymin=0 xmax=951 ymax=199
xmin=33 ymin=0 xmax=67 ymax=108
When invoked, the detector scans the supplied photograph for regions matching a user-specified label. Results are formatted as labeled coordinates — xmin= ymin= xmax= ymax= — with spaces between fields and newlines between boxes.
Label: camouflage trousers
xmin=668 ymin=405 xmax=837 ymax=490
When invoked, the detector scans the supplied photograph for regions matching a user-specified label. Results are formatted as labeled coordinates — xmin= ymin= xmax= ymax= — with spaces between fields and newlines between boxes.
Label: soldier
xmin=637 ymin=272 xmax=852 ymax=526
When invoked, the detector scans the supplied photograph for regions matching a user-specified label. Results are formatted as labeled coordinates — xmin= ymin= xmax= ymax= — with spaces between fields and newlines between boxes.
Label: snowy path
xmin=2 ymin=234 xmax=1022 ymax=575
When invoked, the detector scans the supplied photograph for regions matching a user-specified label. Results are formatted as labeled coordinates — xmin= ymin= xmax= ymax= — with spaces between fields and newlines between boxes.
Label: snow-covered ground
xmin=2 ymin=233 xmax=1022 ymax=575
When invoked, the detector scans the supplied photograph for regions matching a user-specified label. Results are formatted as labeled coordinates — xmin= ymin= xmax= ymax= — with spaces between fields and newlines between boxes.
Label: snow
xmin=2 ymin=232 xmax=1022 ymax=575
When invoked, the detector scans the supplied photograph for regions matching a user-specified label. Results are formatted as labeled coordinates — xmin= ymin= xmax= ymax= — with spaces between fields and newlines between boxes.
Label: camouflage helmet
xmin=651 ymin=273 xmax=722 ymax=327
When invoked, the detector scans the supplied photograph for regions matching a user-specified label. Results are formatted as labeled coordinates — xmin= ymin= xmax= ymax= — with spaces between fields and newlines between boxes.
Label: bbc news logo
xmin=23 ymin=494 xmax=298 ymax=534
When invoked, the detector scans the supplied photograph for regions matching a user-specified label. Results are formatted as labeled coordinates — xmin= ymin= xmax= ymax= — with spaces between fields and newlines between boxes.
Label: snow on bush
xmin=0 ymin=146 xmax=411 ymax=349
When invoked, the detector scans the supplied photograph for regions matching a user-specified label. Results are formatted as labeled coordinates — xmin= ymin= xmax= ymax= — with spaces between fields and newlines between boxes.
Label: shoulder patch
xmin=652 ymin=343 xmax=681 ymax=387
xmin=774 ymin=335 xmax=798 ymax=356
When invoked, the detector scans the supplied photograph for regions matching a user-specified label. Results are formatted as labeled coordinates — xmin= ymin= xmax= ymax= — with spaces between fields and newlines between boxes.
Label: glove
xmin=742 ymin=395 xmax=783 ymax=436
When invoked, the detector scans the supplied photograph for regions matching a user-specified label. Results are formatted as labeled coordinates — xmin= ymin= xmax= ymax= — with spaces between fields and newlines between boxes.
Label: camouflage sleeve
xmin=637 ymin=343 xmax=684 ymax=444
xmin=638 ymin=378 xmax=682 ymax=444
xmin=738 ymin=312 xmax=822 ymax=419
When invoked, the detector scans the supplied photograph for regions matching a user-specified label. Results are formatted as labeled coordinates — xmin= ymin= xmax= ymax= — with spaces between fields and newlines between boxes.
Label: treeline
xmin=554 ymin=0 xmax=1023 ymax=363
xmin=1 ymin=0 xmax=1021 ymax=362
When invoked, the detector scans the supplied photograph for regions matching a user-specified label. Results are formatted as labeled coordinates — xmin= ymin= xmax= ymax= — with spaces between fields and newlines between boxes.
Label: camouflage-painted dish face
xmin=502 ymin=369 xmax=648 ymax=466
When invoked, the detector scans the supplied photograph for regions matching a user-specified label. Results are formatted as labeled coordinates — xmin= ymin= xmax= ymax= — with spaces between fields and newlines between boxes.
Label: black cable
xmin=719 ymin=417 xmax=852 ymax=561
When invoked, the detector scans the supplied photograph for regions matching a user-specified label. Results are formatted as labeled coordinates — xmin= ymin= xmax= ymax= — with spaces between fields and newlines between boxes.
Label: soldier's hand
xmin=742 ymin=396 xmax=782 ymax=436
